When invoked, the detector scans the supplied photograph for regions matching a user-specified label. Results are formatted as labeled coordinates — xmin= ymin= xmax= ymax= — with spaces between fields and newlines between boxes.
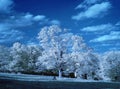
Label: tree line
xmin=0 ymin=25 xmax=120 ymax=82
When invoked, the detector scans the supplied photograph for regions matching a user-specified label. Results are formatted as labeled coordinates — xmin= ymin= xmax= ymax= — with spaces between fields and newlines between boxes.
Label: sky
xmin=0 ymin=0 xmax=120 ymax=52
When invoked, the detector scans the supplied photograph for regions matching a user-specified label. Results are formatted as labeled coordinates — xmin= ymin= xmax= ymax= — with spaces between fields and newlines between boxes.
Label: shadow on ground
xmin=0 ymin=78 xmax=120 ymax=89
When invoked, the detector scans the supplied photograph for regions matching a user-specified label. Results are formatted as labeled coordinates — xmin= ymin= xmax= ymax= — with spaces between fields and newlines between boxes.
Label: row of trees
xmin=0 ymin=25 xmax=120 ymax=81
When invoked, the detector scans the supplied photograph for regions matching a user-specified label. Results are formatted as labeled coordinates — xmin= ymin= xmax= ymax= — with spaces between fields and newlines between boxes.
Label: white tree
xmin=9 ymin=42 xmax=42 ymax=73
xmin=67 ymin=35 xmax=89 ymax=78
xmin=0 ymin=45 xmax=11 ymax=72
xmin=26 ymin=45 xmax=42 ymax=72
xmin=66 ymin=52 xmax=84 ymax=78
xmin=37 ymin=25 xmax=72 ymax=78
xmin=100 ymin=51 xmax=120 ymax=81
xmin=36 ymin=49 xmax=57 ymax=73
xmin=77 ymin=52 xmax=100 ymax=80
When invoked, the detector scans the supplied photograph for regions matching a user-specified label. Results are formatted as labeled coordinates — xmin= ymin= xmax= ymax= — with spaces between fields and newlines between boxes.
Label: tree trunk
xmin=58 ymin=69 xmax=62 ymax=78
xmin=74 ymin=71 xmax=77 ymax=78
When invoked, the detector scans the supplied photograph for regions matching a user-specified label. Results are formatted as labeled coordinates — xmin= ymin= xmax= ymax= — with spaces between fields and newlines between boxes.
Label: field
xmin=0 ymin=73 xmax=120 ymax=89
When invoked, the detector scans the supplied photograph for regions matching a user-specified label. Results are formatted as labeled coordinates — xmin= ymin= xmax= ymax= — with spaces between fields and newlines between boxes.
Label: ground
xmin=0 ymin=73 xmax=120 ymax=89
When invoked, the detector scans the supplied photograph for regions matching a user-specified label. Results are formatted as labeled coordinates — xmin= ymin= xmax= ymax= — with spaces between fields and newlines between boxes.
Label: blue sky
xmin=0 ymin=0 xmax=120 ymax=52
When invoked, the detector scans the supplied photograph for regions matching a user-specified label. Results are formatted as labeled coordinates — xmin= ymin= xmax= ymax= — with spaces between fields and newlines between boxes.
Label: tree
xmin=0 ymin=45 xmax=11 ymax=72
xmin=66 ymin=52 xmax=84 ymax=78
xmin=101 ymin=51 xmax=120 ymax=81
xmin=36 ymin=49 xmax=57 ymax=73
xmin=26 ymin=45 xmax=42 ymax=72
xmin=37 ymin=25 xmax=72 ymax=78
xmin=77 ymin=52 xmax=100 ymax=80
xmin=9 ymin=42 xmax=42 ymax=73
xmin=69 ymin=35 xmax=88 ymax=78
xmin=65 ymin=35 xmax=92 ymax=78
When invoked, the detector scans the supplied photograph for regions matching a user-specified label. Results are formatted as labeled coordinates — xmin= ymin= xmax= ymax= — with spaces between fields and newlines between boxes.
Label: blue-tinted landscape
xmin=0 ymin=0 xmax=120 ymax=89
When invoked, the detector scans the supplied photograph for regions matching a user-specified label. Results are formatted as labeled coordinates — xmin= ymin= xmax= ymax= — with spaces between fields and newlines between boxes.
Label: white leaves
xmin=37 ymin=25 xmax=92 ymax=77
xmin=38 ymin=27 xmax=48 ymax=43
xmin=48 ymin=25 xmax=61 ymax=37
xmin=99 ymin=51 xmax=120 ymax=81
xmin=71 ymin=35 xmax=87 ymax=53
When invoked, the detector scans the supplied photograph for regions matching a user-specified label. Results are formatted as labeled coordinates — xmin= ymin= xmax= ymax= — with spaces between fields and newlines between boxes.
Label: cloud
xmin=0 ymin=12 xmax=61 ymax=44
xmin=72 ymin=2 xmax=111 ymax=20
xmin=75 ymin=0 xmax=101 ymax=9
xmin=101 ymin=43 xmax=120 ymax=47
xmin=109 ymin=47 xmax=120 ymax=51
xmin=81 ymin=23 xmax=114 ymax=32
xmin=0 ymin=0 xmax=14 ymax=13
xmin=23 ymin=13 xmax=33 ymax=19
xmin=50 ymin=20 xmax=61 ymax=25
xmin=116 ymin=21 xmax=120 ymax=26
xmin=0 ymin=23 xmax=11 ymax=31
xmin=13 ymin=13 xmax=34 ymax=27
xmin=90 ymin=31 xmax=120 ymax=42
xmin=101 ymin=43 xmax=112 ymax=46
xmin=0 ymin=12 xmax=46 ymax=44
xmin=0 ymin=30 xmax=24 ymax=43
xmin=0 ymin=13 xmax=47 ymax=29
xmin=0 ymin=15 xmax=32 ymax=31
xmin=33 ymin=15 xmax=46 ymax=21
xmin=12 ymin=13 xmax=47 ymax=27
xmin=0 ymin=0 xmax=61 ymax=45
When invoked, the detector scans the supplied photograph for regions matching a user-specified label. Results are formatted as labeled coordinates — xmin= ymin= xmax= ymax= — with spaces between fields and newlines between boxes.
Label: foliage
xmin=0 ymin=25 xmax=119 ymax=81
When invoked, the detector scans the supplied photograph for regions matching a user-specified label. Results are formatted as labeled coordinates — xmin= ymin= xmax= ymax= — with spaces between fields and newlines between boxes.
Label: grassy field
xmin=0 ymin=73 xmax=120 ymax=89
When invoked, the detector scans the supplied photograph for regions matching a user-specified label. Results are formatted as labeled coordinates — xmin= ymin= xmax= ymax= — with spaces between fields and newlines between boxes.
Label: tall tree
xmin=69 ymin=35 xmax=88 ymax=78
xmin=37 ymin=25 xmax=72 ymax=78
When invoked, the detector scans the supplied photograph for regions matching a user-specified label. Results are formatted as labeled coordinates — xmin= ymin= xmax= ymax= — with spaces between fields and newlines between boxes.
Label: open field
xmin=0 ymin=73 xmax=120 ymax=89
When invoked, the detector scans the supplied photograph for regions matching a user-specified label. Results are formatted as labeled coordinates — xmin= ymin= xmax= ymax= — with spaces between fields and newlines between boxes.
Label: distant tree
xmin=36 ymin=50 xmax=56 ymax=73
xmin=9 ymin=42 xmax=42 ymax=73
xmin=69 ymin=35 xmax=88 ymax=78
xmin=101 ymin=51 xmax=120 ymax=81
xmin=66 ymin=52 xmax=84 ymax=78
xmin=0 ymin=45 xmax=11 ymax=72
xmin=26 ymin=45 xmax=42 ymax=72
xmin=78 ymin=52 xmax=100 ymax=80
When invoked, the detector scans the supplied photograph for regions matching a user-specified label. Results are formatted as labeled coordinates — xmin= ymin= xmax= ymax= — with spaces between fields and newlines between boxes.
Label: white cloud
xmin=72 ymin=2 xmax=111 ymax=20
xmin=0 ymin=13 xmax=47 ymax=30
xmin=81 ymin=23 xmax=114 ymax=32
xmin=14 ymin=13 xmax=34 ymax=27
xmin=101 ymin=43 xmax=112 ymax=46
xmin=0 ymin=0 xmax=61 ymax=44
xmin=109 ymin=47 xmax=120 ymax=51
xmin=90 ymin=31 xmax=120 ymax=42
xmin=0 ymin=30 xmax=24 ymax=43
xmin=0 ymin=23 xmax=11 ymax=31
xmin=84 ymin=0 xmax=101 ymax=4
xmin=50 ymin=20 xmax=60 ymax=25
xmin=116 ymin=21 xmax=120 ymax=26
xmin=23 ymin=13 xmax=33 ymax=19
xmin=0 ymin=15 xmax=33 ymax=31
xmin=0 ymin=12 xmax=59 ymax=32
xmin=0 ymin=12 xmax=61 ymax=44
xmin=0 ymin=0 xmax=13 ymax=13
xmin=76 ymin=0 xmax=101 ymax=9
xmin=0 ymin=13 xmax=32 ymax=44
xmin=33 ymin=15 xmax=46 ymax=21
